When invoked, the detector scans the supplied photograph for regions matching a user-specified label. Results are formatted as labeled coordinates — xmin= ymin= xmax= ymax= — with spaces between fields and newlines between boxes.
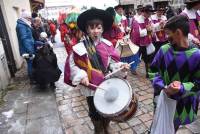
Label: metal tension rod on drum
xmin=105 ymin=61 xmax=135 ymax=79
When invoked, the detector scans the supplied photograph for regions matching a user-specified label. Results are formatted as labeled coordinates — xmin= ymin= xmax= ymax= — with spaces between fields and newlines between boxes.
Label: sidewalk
xmin=0 ymin=63 xmax=63 ymax=133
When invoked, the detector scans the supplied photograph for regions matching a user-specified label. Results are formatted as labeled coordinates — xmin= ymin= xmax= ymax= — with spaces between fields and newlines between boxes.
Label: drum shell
xmin=94 ymin=77 xmax=138 ymax=122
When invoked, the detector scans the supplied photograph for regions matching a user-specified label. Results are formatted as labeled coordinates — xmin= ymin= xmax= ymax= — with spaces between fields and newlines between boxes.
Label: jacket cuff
xmin=140 ymin=29 xmax=147 ymax=37
xmin=72 ymin=69 xmax=87 ymax=85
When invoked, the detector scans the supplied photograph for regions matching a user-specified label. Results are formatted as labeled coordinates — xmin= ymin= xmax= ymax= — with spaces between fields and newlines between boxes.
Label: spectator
xmin=32 ymin=17 xmax=44 ymax=41
xmin=33 ymin=44 xmax=61 ymax=89
xmin=16 ymin=10 xmax=35 ymax=84
xmin=48 ymin=20 xmax=57 ymax=43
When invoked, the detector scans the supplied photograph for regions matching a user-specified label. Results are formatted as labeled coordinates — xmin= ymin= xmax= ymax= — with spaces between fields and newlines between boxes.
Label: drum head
xmin=94 ymin=78 xmax=132 ymax=115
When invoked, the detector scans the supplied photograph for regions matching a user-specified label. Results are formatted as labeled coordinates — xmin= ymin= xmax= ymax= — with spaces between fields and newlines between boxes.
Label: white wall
xmin=0 ymin=39 xmax=10 ymax=89
xmin=0 ymin=0 xmax=32 ymax=69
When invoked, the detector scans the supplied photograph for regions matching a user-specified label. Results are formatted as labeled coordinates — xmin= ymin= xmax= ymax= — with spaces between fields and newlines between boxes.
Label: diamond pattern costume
xmin=149 ymin=43 xmax=200 ymax=127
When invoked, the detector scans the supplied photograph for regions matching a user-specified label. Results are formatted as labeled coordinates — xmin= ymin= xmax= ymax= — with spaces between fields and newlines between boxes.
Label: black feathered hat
xmin=77 ymin=8 xmax=113 ymax=33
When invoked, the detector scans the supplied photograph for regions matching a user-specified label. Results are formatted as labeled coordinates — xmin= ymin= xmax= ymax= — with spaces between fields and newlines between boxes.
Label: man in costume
xmin=64 ymin=8 xmax=129 ymax=134
xmin=151 ymin=6 xmax=168 ymax=54
xmin=181 ymin=0 xmax=200 ymax=46
xmin=134 ymin=5 xmax=143 ymax=20
xmin=114 ymin=4 xmax=129 ymax=34
xmin=149 ymin=15 xmax=200 ymax=132
xmin=103 ymin=7 xmax=124 ymax=47
xmin=131 ymin=5 xmax=156 ymax=78
xmin=103 ymin=7 xmax=140 ymax=75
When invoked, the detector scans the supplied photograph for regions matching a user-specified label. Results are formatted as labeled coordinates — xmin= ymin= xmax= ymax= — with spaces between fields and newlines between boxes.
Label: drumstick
xmin=105 ymin=61 xmax=135 ymax=79
xmin=89 ymin=83 xmax=106 ymax=91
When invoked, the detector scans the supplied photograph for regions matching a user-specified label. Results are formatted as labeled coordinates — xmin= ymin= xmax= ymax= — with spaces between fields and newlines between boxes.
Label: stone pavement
xmin=54 ymin=45 xmax=200 ymax=134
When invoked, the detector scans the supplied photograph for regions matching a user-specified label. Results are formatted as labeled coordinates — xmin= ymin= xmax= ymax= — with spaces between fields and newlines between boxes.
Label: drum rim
xmin=94 ymin=77 xmax=134 ymax=116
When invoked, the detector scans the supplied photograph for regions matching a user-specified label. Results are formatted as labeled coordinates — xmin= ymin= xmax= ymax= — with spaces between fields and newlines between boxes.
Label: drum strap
xmin=83 ymin=36 xmax=106 ymax=73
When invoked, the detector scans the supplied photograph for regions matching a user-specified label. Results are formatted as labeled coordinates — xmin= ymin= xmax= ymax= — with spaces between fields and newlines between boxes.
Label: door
xmin=0 ymin=6 xmax=17 ymax=77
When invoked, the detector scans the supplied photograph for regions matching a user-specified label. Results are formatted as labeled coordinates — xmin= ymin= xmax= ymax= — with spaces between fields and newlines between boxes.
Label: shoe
xmin=91 ymin=119 xmax=105 ymax=134
xmin=103 ymin=119 xmax=114 ymax=134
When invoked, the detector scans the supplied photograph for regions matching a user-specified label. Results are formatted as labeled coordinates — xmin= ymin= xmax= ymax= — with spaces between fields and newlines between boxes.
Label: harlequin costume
xmin=149 ymin=43 xmax=200 ymax=129
xmin=64 ymin=8 xmax=124 ymax=133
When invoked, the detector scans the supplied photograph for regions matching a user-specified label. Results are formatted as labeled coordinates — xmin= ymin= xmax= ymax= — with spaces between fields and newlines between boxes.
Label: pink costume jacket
xmin=130 ymin=15 xmax=153 ymax=46
xmin=151 ymin=14 xmax=167 ymax=42
xmin=103 ymin=25 xmax=124 ymax=47
xmin=181 ymin=8 xmax=200 ymax=41
xmin=64 ymin=38 xmax=120 ymax=91
xmin=121 ymin=15 xmax=128 ymax=32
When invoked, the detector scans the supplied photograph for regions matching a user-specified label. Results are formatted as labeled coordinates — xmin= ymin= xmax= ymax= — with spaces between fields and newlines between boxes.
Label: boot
xmin=91 ymin=119 xmax=104 ymax=134
xmin=103 ymin=119 xmax=114 ymax=134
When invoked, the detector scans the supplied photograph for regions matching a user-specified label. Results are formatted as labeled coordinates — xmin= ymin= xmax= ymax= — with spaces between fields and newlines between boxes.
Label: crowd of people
xmin=16 ymin=10 xmax=61 ymax=89
xmin=16 ymin=0 xmax=200 ymax=133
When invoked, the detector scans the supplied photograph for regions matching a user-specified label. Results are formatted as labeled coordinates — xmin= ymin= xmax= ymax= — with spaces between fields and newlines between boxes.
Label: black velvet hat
xmin=77 ymin=8 xmax=113 ymax=33
xmin=142 ymin=5 xmax=155 ymax=12
xmin=114 ymin=4 xmax=124 ymax=10
xmin=106 ymin=7 xmax=116 ymax=18
xmin=136 ymin=5 xmax=143 ymax=10
xmin=156 ymin=6 xmax=166 ymax=11
xmin=184 ymin=0 xmax=200 ymax=4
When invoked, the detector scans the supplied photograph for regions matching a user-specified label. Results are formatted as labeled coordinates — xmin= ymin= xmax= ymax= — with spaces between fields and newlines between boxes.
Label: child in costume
xmin=64 ymin=8 xmax=129 ymax=134
xmin=149 ymin=15 xmax=200 ymax=132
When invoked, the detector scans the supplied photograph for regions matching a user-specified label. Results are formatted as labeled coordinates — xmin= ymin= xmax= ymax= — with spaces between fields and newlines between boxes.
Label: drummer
xmin=64 ymin=8 xmax=129 ymax=134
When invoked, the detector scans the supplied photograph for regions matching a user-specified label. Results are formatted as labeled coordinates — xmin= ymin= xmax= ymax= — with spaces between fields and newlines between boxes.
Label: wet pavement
xmin=0 ymin=65 xmax=63 ymax=134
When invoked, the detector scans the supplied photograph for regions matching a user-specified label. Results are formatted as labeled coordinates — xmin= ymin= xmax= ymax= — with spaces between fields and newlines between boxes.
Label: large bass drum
xmin=93 ymin=77 xmax=138 ymax=122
